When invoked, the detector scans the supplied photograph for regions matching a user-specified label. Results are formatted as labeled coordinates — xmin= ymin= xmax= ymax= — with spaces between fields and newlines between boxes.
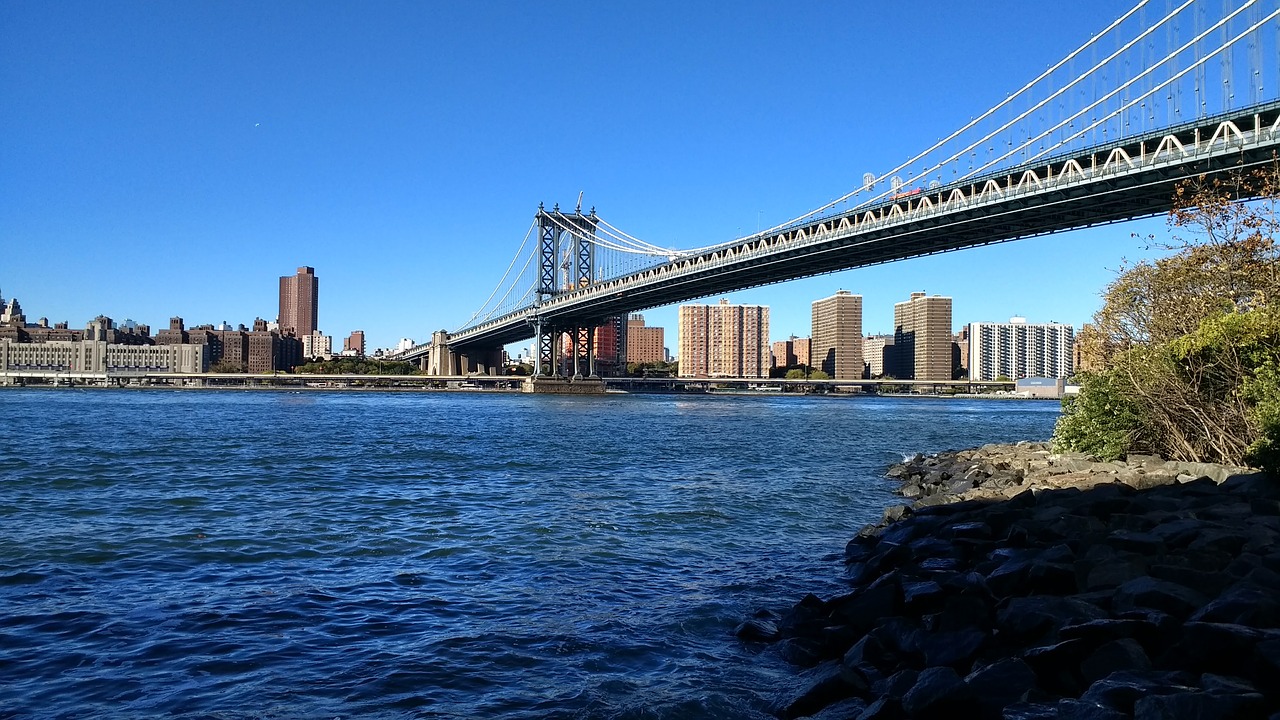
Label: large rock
xmin=1111 ymin=577 xmax=1209 ymax=619
xmin=1078 ymin=671 xmax=1199 ymax=714
xmin=1080 ymin=638 xmax=1152 ymax=683
xmin=997 ymin=596 xmax=1108 ymax=644
xmin=779 ymin=661 xmax=862 ymax=720
xmin=1189 ymin=582 xmax=1280 ymax=627
xmin=1133 ymin=691 xmax=1266 ymax=719
xmin=963 ymin=658 xmax=1037 ymax=717
xmin=901 ymin=666 xmax=976 ymax=719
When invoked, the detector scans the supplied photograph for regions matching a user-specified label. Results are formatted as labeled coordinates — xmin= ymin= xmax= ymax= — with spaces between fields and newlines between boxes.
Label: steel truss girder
xmin=536 ymin=209 xmax=561 ymax=300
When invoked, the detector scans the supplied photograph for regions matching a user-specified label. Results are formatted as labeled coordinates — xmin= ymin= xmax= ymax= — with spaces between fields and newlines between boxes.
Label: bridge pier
xmin=523 ymin=375 xmax=605 ymax=394
xmin=427 ymin=330 xmax=458 ymax=376
xmin=427 ymin=330 xmax=503 ymax=376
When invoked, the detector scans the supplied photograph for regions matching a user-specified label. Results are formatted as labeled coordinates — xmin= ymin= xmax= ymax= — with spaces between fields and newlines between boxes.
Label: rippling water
xmin=0 ymin=389 xmax=1059 ymax=719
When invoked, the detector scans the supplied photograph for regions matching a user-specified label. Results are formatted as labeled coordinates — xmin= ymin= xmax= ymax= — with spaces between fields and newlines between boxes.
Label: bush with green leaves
xmin=1052 ymin=369 xmax=1144 ymax=461
xmin=1054 ymin=309 xmax=1280 ymax=472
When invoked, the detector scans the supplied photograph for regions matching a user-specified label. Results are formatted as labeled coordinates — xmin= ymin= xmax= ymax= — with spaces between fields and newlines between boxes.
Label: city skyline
xmin=4 ymin=2 xmax=1175 ymax=349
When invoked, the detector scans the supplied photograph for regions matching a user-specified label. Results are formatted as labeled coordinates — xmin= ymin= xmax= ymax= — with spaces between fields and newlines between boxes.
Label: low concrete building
xmin=1015 ymin=376 xmax=1066 ymax=399
xmin=0 ymin=339 xmax=207 ymax=376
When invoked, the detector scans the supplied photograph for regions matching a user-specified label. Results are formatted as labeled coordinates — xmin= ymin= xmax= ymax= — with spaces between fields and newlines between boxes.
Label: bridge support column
xmin=535 ymin=320 xmax=559 ymax=377
xmin=587 ymin=326 xmax=596 ymax=378
xmin=458 ymin=347 xmax=503 ymax=376
xmin=427 ymin=330 xmax=457 ymax=376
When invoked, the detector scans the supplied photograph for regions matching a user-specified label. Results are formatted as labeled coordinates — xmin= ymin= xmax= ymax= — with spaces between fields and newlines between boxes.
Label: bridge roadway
xmin=429 ymin=102 xmax=1280 ymax=355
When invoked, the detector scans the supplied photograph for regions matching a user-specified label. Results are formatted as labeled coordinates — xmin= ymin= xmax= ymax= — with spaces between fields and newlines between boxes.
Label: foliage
xmin=294 ymin=358 xmax=417 ymax=375
xmin=1054 ymin=163 xmax=1280 ymax=472
xmin=1080 ymin=164 xmax=1280 ymax=368
xmin=209 ymin=361 xmax=244 ymax=373
xmin=784 ymin=369 xmax=806 ymax=379
xmin=809 ymin=370 xmax=831 ymax=380
xmin=627 ymin=360 xmax=677 ymax=377
xmin=1052 ymin=370 xmax=1146 ymax=461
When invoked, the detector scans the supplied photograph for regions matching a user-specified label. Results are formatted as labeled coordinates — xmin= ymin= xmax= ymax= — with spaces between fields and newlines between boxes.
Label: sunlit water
xmin=0 ymin=389 xmax=1059 ymax=719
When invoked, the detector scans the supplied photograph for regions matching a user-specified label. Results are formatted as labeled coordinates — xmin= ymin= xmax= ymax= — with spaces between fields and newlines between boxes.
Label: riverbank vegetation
xmin=1054 ymin=163 xmax=1280 ymax=471
xmin=293 ymin=358 xmax=418 ymax=375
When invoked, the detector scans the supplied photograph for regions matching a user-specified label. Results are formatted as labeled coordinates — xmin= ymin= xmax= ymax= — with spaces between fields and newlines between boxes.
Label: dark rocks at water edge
xmin=739 ymin=442 xmax=1280 ymax=719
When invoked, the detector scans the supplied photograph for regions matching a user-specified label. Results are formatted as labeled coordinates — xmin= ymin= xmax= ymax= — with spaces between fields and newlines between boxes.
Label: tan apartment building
xmin=892 ymin=292 xmax=953 ymax=381
xmin=811 ymin=290 xmax=863 ymax=379
xmin=863 ymin=334 xmax=894 ymax=378
xmin=677 ymin=299 xmax=770 ymax=378
xmin=626 ymin=314 xmax=665 ymax=364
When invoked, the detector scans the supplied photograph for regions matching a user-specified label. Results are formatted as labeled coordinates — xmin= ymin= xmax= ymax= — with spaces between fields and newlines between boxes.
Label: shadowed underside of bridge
xmin=446 ymin=103 xmax=1280 ymax=351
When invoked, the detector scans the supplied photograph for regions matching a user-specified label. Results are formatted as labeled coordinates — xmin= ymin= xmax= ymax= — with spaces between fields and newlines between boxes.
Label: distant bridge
xmin=394 ymin=1 xmax=1280 ymax=380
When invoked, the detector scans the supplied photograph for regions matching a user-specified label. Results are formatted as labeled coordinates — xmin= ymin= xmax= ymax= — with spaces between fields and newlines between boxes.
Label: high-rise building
xmin=792 ymin=337 xmax=810 ymax=369
xmin=953 ymin=327 xmax=970 ymax=380
xmin=771 ymin=336 xmax=810 ymax=369
xmin=863 ymin=334 xmax=894 ymax=378
xmin=278 ymin=266 xmax=319 ymax=337
xmin=968 ymin=318 xmax=1075 ymax=380
xmin=677 ymin=299 xmax=770 ymax=378
xmin=247 ymin=317 xmax=301 ymax=373
xmin=892 ymin=292 xmax=953 ymax=381
xmin=811 ymin=290 xmax=864 ymax=379
xmin=771 ymin=341 xmax=790 ymax=369
xmin=344 ymin=330 xmax=365 ymax=357
xmin=302 ymin=332 xmax=332 ymax=360
xmin=626 ymin=314 xmax=665 ymax=364
xmin=155 ymin=317 xmax=189 ymax=345
xmin=594 ymin=316 xmax=627 ymax=376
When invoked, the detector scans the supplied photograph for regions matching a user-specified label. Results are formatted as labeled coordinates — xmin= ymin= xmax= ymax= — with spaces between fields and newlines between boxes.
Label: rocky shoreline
xmin=740 ymin=443 xmax=1280 ymax=719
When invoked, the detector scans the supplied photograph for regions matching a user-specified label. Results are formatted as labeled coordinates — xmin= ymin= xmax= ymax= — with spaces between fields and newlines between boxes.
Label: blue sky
xmin=2 ymin=1 xmax=1178 ymax=352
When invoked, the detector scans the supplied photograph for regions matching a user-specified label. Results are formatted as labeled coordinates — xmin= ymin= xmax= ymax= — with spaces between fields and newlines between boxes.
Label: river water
xmin=0 ymin=389 xmax=1059 ymax=719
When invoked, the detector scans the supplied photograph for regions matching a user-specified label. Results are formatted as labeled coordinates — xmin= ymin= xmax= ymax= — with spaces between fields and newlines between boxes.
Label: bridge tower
xmin=533 ymin=202 xmax=603 ymax=381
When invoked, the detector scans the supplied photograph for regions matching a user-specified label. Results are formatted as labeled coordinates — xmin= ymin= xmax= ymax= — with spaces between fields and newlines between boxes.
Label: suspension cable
xmin=456 ymin=220 xmax=537 ymax=329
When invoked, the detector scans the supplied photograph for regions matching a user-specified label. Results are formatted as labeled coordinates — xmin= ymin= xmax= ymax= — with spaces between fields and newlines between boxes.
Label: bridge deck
xmin=431 ymin=103 xmax=1280 ymax=353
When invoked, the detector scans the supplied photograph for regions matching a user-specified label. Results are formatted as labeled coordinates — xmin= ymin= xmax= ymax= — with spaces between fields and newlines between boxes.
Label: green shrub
xmin=1052 ymin=370 xmax=1144 ymax=460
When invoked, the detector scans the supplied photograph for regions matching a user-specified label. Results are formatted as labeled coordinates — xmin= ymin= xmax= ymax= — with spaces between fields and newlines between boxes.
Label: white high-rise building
xmin=968 ymin=317 xmax=1075 ymax=380
xmin=302 ymin=332 xmax=332 ymax=360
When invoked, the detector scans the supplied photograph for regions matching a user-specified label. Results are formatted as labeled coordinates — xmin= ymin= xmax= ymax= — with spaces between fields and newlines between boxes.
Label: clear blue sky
xmin=2 ymin=1 xmax=1176 ymax=352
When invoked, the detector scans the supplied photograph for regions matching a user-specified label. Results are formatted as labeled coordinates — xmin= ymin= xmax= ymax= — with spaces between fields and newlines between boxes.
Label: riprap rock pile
xmin=742 ymin=444 xmax=1280 ymax=719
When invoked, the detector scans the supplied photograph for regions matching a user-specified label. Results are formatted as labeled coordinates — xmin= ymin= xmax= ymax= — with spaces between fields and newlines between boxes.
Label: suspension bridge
xmin=394 ymin=0 xmax=1280 ymax=389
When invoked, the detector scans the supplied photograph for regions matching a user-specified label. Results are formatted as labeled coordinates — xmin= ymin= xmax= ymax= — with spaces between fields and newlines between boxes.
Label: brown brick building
xmin=626 ymin=314 xmax=665 ymax=365
xmin=278 ymin=266 xmax=318 ymax=337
